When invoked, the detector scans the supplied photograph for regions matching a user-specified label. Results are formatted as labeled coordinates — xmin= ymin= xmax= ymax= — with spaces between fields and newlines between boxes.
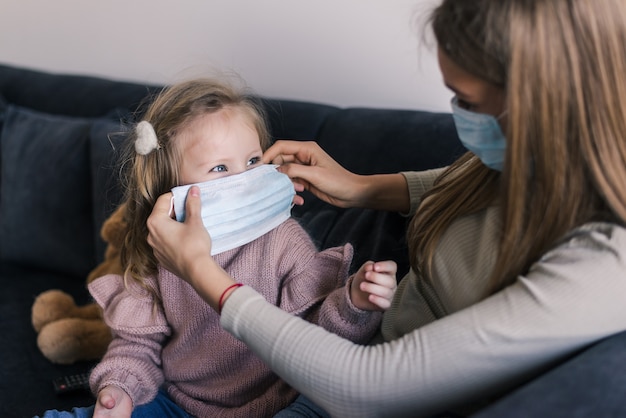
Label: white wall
xmin=0 ymin=0 xmax=451 ymax=112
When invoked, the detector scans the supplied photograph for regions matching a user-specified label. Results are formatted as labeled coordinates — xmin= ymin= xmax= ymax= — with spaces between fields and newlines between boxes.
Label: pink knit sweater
xmin=88 ymin=218 xmax=381 ymax=417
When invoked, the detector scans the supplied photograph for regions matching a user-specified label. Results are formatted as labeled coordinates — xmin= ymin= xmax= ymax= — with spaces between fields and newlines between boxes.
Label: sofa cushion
xmin=262 ymin=98 xmax=340 ymax=141
xmin=0 ymin=105 xmax=96 ymax=278
xmin=293 ymin=200 xmax=412 ymax=277
xmin=472 ymin=331 xmax=626 ymax=418
xmin=316 ymin=108 xmax=465 ymax=174
xmin=0 ymin=263 xmax=96 ymax=417
xmin=0 ymin=95 xmax=6 ymax=175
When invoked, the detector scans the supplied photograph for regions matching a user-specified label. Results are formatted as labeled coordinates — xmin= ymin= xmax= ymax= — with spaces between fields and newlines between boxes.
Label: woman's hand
xmin=264 ymin=140 xmax=411 ymax=212
xmin=263 ymin=140 xmax=366 ymax=208
xmin=147 ymin=187 xmax=238 ymax=311
xmin=146 ymin=188 xmax=212 ymax=282
xmin=93 ymin=385 xmax=132 ymax=418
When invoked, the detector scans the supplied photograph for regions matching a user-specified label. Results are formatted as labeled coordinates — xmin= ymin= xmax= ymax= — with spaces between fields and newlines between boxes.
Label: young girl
xmin=39 ymin=78 xmax=396 ymax=418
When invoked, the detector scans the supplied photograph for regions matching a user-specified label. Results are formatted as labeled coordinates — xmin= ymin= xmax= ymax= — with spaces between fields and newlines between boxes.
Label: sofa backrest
xmin=0 ymin=62 xmax=464 ymax=280
xmin=0 ymin=64 xmax=160 ymax=117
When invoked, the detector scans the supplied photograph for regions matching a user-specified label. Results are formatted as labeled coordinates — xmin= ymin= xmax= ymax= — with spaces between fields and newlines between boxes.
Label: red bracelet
xmin=218 ymin=283 xmax=243 ymax=314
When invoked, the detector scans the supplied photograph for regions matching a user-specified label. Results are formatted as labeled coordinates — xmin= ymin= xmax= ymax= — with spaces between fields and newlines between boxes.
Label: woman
xmin=147 ymin=0 xmax=626 ymax=416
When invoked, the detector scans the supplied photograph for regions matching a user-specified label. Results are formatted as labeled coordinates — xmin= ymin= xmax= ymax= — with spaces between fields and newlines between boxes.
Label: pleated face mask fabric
xmin=450 ymin=96 xmax=507 ymax=171
xmin=171 ymin=164 xmax=295 ymax=255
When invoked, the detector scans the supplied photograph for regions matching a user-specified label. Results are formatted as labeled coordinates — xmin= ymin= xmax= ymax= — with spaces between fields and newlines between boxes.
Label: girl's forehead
xmin=186 ymin=107 xmax=256 ymax=132
xmin=176 ymin=108 xmax=260 ymax=151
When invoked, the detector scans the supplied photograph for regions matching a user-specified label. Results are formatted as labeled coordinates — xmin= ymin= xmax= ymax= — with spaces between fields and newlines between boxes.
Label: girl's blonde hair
xmin=409 ymin=0 xmax=626 ymax=291
xmin=119 ymin=78 xmax=270 ymax=293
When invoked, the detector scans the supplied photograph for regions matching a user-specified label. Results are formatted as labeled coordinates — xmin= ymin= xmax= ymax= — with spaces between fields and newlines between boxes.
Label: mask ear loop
xmin=168 ymin=196 xmax=176 ymax=219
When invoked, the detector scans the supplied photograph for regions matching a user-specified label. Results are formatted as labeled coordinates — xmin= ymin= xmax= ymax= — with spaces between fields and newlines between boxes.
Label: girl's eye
xmin=210 ymin=165 xmax=227 ymax=172
xmin=247 ymin=157 xmax=261 ymax=167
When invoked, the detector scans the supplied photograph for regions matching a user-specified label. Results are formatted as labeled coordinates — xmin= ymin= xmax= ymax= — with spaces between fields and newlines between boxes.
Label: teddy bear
xmin=31 ymin=203 xmax=127 ymax=365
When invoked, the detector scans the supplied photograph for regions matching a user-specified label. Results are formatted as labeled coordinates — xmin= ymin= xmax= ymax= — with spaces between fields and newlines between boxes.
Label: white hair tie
xmin=135 ymin=121 xmax=160 ymax=155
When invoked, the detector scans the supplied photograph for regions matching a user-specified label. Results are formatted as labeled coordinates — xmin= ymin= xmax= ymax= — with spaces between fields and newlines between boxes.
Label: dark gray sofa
xmin=0 ymin=63 xmax=624 ymax=418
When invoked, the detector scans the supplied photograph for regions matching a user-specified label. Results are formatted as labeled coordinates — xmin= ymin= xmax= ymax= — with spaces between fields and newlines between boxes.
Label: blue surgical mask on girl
xmin=450 ymin=97 xmax=507 ymax=171
xmin=171 ymin=164 xmax=295 ymax=255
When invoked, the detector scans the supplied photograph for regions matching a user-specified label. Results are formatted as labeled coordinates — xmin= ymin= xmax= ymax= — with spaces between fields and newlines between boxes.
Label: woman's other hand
xmin=264 ymin=140 xmax=410 ymax=212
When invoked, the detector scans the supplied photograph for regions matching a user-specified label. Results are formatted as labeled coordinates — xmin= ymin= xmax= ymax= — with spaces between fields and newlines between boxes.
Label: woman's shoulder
xmin=560 ymin=222 xmax=626 ymax=250
xmin=538 ymin=221 xmax=626 ymax=269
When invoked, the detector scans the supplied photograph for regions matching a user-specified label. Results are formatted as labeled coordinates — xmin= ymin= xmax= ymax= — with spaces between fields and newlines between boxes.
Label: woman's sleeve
xmin=401 ymin=168 xmax=446 ymax=216
xmin=220 ymin=225 xmax=626 ymax=417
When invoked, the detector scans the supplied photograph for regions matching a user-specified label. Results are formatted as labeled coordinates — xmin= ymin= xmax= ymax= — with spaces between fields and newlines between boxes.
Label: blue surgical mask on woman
xmin=450 ymin=97 xmax=507 ymax=171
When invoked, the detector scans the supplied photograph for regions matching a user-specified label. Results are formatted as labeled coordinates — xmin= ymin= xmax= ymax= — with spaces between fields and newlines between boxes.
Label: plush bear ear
xmin=100 ymin=202 xmax=128 ymax=246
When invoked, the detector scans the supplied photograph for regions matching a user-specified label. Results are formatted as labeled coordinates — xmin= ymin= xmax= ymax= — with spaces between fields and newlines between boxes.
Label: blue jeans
xmin=274 ymin=394 xmax=330 ymax=418
xmin=36 ymin=390 xmax=191 ymax=418
xmin=37 ymin=391 xmax=326 ymax=418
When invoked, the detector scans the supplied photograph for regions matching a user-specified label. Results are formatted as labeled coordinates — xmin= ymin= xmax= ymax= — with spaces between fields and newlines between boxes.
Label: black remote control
xmin=52 ymin=372 xmax=91 ymax=395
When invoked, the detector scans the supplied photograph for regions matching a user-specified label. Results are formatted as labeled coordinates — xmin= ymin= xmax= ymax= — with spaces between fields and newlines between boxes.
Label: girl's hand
xmin=350 ymin=260 xmax=397 ymax=311
xmin=93 ymin=385 xmax=132 ymax=418
xmin=263 ymin=140 xmax=366 ymax=208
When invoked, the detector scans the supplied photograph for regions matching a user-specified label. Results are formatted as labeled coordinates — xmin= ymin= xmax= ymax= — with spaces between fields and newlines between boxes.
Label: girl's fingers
xmin=359 ymin=280 xmax=396 ymax=300
xmin=372 ymin=260 xmax=397 ymax=275
xmin=368 ymin=294 xmax=393 ymax=310
xmin=364 ymin=270 xmax=397 ymax=287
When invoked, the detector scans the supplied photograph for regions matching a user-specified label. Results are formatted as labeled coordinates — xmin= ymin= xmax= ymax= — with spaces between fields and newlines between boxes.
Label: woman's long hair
xmin=409 ymin=0 xmax=626 ymax=291
xmin=119 ymin=78 xmax=270 ymax=295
